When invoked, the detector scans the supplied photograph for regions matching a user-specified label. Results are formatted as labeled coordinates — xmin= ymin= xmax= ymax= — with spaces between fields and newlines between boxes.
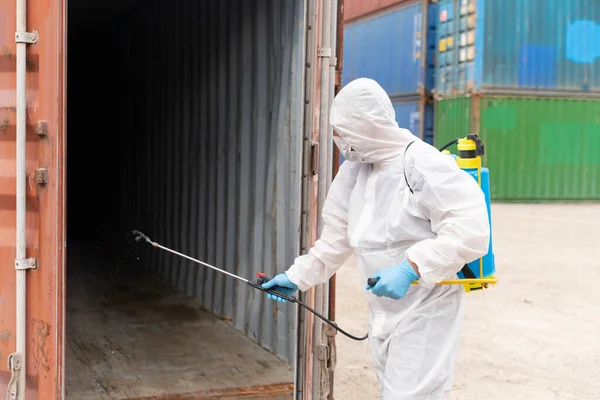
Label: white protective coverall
xmin=285 ymin=78 xmax=490 ymax=399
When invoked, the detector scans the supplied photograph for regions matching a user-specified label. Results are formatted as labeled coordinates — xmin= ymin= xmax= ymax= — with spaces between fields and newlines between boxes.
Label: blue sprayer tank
xmin=443 ymin=135 xmax=496 ymax=292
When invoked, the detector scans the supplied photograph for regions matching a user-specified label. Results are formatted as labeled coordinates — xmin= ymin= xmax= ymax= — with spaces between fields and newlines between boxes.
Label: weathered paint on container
xmin=0 ymin=0 xmax=329 ymax=397
xmin=0 ymin=0 xmax=66 ymax=398
xmin=344 ymin=0 xmax=412 ymax=22
xmin=343 ymin=1 xmax=437 ymax=97
xmin=435 ymin=95 xmax=600 ymax=200
xmin=436 ymin=0 xmax=600 ymax=95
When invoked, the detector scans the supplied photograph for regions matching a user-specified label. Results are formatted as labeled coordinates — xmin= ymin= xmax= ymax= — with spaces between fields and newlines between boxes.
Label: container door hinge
xmin=15 ymin=258 xmax=36 ymax=270
xmin=34 ymin=168 xmax=48 ymax=185
xmin=325 ymin=324 xmax=337 ymax=400
xmin=34 ymin=121 xmax=48 ymax=137
xmin=318 ymin=47 xmax=331 ymax=58
xmin=311 ymin=141 xmax=319 ymax=176
xmin=15 ymin=31 xmax=38 ymax=44
xmin=316 ymin=343 xmax=331 ymax=399
xmin=6 ymin=353 xmax=23 ymax=400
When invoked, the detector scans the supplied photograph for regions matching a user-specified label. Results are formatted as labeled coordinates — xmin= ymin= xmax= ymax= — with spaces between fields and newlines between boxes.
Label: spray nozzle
xmin=131 ymin=230 xmax=153 ymax=244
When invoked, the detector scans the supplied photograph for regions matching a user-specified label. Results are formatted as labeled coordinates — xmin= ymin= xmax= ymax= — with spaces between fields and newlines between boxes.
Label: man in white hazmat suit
xmin=263 ymin=78 xmax=490 ymax=399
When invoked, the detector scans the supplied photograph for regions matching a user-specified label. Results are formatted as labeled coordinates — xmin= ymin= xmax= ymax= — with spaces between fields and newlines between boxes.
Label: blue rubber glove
xmin=262 ymin=273 xmax=298 ymax=303
xmin=366 ymin=260 xmax=419 ymax=300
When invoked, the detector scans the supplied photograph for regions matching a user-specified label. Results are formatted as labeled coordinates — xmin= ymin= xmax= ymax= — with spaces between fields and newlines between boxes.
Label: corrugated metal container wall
xmin=434 ymin=96 xmax=472 ymax=149
xmin=109 ymin=0 xmax=305 ymax=362
xmin=343 ymin=1 xmax=432 ymax=97
xmin=436 ymin=96 xmax=600 ymax=200
xmin=479 ymin=97 xmax=600 ymax=200
xmin=344 ymin=0 xmax=410 ymax=22
xmin=436 ymin=0 xmax=600 ymax=95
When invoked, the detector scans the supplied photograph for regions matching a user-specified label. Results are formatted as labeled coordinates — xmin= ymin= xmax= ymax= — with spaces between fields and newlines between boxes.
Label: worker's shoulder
xmin=404 ymin=140 xmax=459 ymax=175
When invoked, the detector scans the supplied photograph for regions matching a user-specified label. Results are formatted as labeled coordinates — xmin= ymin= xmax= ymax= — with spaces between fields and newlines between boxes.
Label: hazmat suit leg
xmin=369 ymin=285 xmax=465 ymax=400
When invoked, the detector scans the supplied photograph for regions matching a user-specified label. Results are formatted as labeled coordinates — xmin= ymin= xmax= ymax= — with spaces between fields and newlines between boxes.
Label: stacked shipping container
xmin=435 ymin=0 xmax=600 ymax=94
xmin=435 ymin=0 xmax=600 ymax=200
xmin=343 ymin=0 xmax=600 ymax=200
xmin=342 ymin=1 xmax=437 ymax=146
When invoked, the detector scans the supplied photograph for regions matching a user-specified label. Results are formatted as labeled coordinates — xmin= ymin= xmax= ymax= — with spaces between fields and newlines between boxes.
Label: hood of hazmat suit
xmin=286 ymin=78 xmax=490 ymax=399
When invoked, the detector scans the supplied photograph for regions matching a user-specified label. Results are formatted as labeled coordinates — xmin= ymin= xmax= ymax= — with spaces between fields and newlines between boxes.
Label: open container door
xmin=0 ymin=0 xmax=67 ymax=398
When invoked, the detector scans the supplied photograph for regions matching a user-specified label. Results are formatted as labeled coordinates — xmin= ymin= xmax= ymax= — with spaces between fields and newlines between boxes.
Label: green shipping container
xmin=435 ymin=96 xmax=600 ymax=201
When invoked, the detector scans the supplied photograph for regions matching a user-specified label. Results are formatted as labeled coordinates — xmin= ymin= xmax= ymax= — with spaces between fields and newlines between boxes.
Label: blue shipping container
xmin=339 ymin=99 xmax=433 ymax=165
xmin=436 ymin=0 xmax=600 ymax=94
xmin=342 ymin=1 xmax=438 ymax=97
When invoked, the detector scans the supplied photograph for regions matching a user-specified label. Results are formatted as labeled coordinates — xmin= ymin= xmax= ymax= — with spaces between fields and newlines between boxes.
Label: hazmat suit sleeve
xmin=404 ymin=143 xmax=490 ymax=288
xmin=285 ymin=161 xmax=360 ymax=292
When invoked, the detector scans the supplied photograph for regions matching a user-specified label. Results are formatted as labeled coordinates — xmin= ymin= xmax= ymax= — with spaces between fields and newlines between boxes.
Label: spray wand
xmin=132 ymin=230 xmax=368 ymax=341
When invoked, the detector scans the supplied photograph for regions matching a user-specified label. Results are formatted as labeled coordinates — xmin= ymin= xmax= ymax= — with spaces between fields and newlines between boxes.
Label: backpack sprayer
xmin=367 ymin=134 xmax=497 ymax=293
xmin=438 ymin=134 xmax=497 ymax=292
xmin=131 ymin=230 xmax=369 ymax=341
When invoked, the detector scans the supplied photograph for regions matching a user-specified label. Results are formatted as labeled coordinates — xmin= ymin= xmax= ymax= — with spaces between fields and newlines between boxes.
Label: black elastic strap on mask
xmin=403 ymin=141 xmax=416 ymax=194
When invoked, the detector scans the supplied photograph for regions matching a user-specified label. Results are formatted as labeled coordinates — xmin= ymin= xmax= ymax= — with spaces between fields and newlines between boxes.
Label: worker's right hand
xmin=262 ymin=273 xmax=298 ymax=303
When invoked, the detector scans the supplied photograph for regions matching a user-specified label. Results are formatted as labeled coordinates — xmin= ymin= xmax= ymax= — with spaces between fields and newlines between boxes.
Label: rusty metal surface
xmin=129 ymin=383 xmax=293 ymax=399
xmin=344 ymin=0 xmax=413 ymax=22
xmin=0 ymin=0 xmax=66 ymax=398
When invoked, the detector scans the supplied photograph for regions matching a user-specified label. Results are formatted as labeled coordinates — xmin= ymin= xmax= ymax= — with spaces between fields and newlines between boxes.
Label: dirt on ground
xmin=333 ymin=204 xmax=600 ymax=400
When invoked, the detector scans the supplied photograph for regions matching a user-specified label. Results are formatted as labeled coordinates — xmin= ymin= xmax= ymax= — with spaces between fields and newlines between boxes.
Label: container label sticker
xmin=468 ymin=15 xmax=476 ymax=29
xmin=440 ymin=1 xmax=453 ymax=21
xmin=467 ymin=31 xmax=475 ymax=45
xmin=460 ymin=33 xmax=467 ymax=47
xmin=440 ymin=9 xmax=448 ymax=22
xmin=414 ymin=13 xmax=422 ymax=61
xmin=468 ymin=3 xmax=476 ymax=14
xmin=467 ymin=46 xmax=475 ymax=61
xmin=439 ymin=39 xmax=447 ymax=52
xmin=460 ymin=48 xmax=467 ymax=62
xmin=447 ymin=36 xmax=454 ymax=49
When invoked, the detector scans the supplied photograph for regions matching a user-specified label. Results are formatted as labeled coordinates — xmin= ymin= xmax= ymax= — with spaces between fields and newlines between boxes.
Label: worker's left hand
xmin=366 ymin=259 xmax=419 ymax=300
xmin=262 ymin=273 xmax=298 ymax=303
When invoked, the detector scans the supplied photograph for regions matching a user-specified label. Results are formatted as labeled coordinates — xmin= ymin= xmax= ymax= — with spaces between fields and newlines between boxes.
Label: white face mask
xmin=333 ymin=135 xmax=365 ymax=163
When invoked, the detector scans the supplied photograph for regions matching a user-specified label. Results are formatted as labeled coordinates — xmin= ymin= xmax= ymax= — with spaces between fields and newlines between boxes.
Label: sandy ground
xmin=333 ymin=204 xmax=600 ymax=400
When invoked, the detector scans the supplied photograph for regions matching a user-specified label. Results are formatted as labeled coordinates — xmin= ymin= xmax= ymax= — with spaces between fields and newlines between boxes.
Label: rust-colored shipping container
xmin=0 ymin=0 xmax=342 ymax=398
xmin=344 ymin=0 xmax=413 ymax=22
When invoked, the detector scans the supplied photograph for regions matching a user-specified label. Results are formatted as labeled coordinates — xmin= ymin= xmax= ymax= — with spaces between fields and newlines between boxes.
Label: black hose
xmin=248 ymin=280 xmax=369 ymax=341
xmin=438 ymin=138 xmax=460 ymax=152
xmin=295 ymin=298 xmax=368 ymax=341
